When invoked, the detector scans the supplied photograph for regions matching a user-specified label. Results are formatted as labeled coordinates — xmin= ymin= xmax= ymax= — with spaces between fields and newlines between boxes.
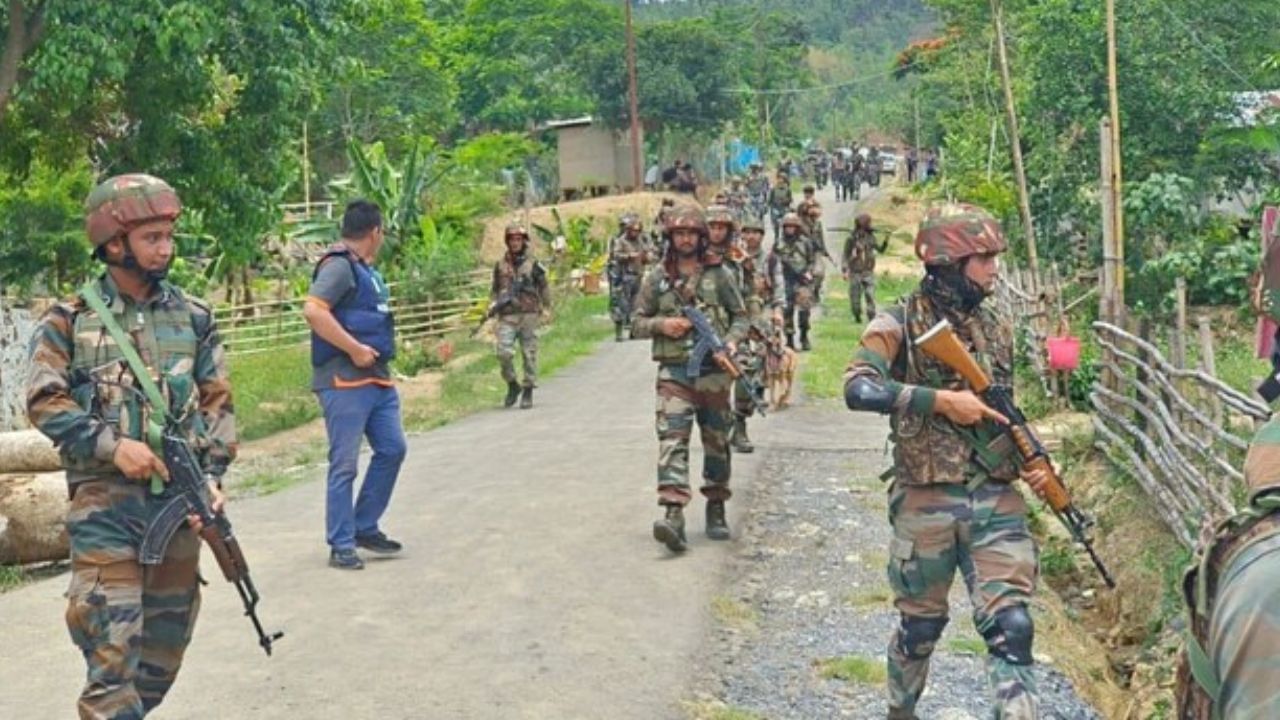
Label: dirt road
xmin=0 ymin=340 xmax=766 ymax=720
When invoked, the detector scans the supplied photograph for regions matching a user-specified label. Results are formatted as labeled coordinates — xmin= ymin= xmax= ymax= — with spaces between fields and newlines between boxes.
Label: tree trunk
xmin=0 ymin=471 xmax=68 ymax=564
xmin=0 ymin=1 xmax=48 ymax=123
xmin=0 ymin=429 xmax=60 ymax=473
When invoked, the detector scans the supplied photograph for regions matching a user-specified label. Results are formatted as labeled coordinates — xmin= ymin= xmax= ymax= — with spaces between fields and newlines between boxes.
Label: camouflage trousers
xmin=1206 ymin=533 xmax=1280 ymax=718
xmin=655 ymin=365 xmax=733 ymax=505
xmin=64 ymin=480 xmax=202 ymax=719
xmin=885 ymin=481 xmax=1039 ymax=719
xmin=848 ymin=271 xmax=876 ymax=321
xmin=732 ymin=339 xmax=766 ymax=418
xmin=496 ymin=312 xmax=540 ymax=388
xmin=609 ymin=273 xmax=640 ymax=324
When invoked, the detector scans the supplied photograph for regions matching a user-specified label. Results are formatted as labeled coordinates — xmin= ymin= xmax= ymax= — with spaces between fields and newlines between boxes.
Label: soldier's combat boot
xmin=705 ymin=500 xmax=730 ymax=541
xmin=615 ymin=321 xmax=625 ymax=342
xmin=653 ymin=505 xmax=687 ymax=552
xmin=520 ymin=386 xmax=534 ymax=409
xmin=504 ymin=380 xmax=521 ymax=408
xmin=800 ymin=330 xmax=812 ymax=352
xmin=730 ymin=416 xmax=754 ymax=454
xmin=785 ymin=332 xmax=795 ymax=350
xmin=886 ymin=708 xmax=918 ymax=720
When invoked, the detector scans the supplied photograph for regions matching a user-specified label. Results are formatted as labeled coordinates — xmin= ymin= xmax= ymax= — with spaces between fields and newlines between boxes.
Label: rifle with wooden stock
xmin=916 ymin=319 xmax=1116 ymax=589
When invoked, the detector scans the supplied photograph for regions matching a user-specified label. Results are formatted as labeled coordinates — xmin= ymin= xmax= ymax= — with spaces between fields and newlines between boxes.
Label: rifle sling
xmin=80 ymin=280 xmax=173 ymax=493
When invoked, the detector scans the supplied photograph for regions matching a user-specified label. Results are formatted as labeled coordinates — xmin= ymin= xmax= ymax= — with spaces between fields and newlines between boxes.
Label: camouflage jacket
xmin=1177 ymin=418 xmax=1280 ymax=719
xmin=843 ymin=286 xmax=1017 ymax=485
xmin=745 ymin=174 xmax=769 ymax=198
xmin=608 ymin=232 xmax=648 ymax=276
xmin=744 ymin=245 xmax=784 ymax=313
xmin=774 ymin=232 xmax=817 ymax=283
xmin=631 ymin=262 xmax=749 ymax=368
xmin=26 ymin=272 xmax=237 ymax=488
xmin=843 ymin=227 xmax=883 ymax=274
xmin=491 ymin=251 xmax=551 ymax=315
xmin=768 ymin=184 xmax=792 ymax=210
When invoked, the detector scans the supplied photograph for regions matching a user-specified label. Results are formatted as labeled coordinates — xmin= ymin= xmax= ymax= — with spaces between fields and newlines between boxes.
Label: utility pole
xmin=990 ymin=0 xmax=1040 ymax=289
xmin=302 ymin=120 xmax=311 ymax=208
xmin=1106 ymin=0 xmax=1126 ymax=317
xmin=625 ymin=0 xmax=643 ymax=191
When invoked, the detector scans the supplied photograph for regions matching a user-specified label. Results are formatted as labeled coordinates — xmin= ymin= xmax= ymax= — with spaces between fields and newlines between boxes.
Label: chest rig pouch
xmin=888 ymin=292 xmax=1019 ymax=486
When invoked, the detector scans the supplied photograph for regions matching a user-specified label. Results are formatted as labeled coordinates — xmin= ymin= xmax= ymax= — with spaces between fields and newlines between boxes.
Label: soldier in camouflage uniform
xmin=705 ymin=204 xmax=759 ymax=454
xmin=801 ymin=200 xmax=831 ymax=305
xmin=608 ymin=214 xmax=648 ymax=342
xmin=842 ymin=213 xmax=889 ymax=322
xmin=491 ymin=223 xmax=551 ymax=409
xmin=775 ymin=212 xmax=818 ymax=351
xmin=1177 ymin=209 xmax=1280 ymax=719
xmin=732 ymin=215 xmax=784 ymax=452
xmin=25 ymin=174 xmax=237 ymax=719
xmin=843 ymin=204 xmax=1045 ymax=720
xmin=768 ymin=170 xmax=793 ymax=239
xmin=631 ymin=205 xmax=749 ymax=553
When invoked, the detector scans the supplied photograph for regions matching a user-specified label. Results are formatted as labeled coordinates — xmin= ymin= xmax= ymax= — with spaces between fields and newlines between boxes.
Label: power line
xmin=721 ymin=61 xmax=919 ymax=96
xmin=1150 ymin=0 xmax=1262 ymax=92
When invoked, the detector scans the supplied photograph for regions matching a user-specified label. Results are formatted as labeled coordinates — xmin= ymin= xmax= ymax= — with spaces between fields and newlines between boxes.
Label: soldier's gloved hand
xmin=662 ymin=317 xmax=693 ymax=338
xmin=113 ymin=438 xmax=170 ymax=482
xmin=933 ymin=389 xmax=1009 ymax=427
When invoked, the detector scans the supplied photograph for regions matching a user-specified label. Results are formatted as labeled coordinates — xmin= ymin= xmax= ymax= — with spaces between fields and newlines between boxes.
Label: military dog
xmin=764 ymin=334 xmax=797 ymax=410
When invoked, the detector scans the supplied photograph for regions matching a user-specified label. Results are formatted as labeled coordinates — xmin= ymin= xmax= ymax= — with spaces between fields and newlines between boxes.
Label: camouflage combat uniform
xmin=734 ymin=226 xmax=784 ymax=431
xmin=844 ymin=204 xmax=1038 ymax=720
xmin=843 ymin=219 xmax=885 ymax=322
xmin=27 ymin=272 xmax=236 ymax=718
xmin=491 ymin=247 xmax=551 ymax=390
xmin=774 ymin=215 xmax=817 ymax=350
xmin=608 ymin=227 xmax=647 ymax=337
xmin=1177 ymin=416 xmax=1280 ymax=719
xmin=631 ymin=256 xmax=748 ymax=515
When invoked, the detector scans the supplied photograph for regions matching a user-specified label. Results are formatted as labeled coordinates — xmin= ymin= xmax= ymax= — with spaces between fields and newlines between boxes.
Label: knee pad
xmin=982 ymin=605 xmax=1034 ymax=666
xmin=896 ymin=614 xmax=948 ymax=660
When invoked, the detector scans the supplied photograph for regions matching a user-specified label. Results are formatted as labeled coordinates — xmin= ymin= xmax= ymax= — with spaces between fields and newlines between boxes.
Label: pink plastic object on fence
xmin=1046 ymin=336 xmax=1081 ymax=371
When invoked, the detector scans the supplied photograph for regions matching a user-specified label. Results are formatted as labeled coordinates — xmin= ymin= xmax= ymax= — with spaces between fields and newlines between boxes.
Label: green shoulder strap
xmin=1183 ymin=631 xmax=1222 ymax=717
xmin=79 ymin=281 xmax=170 ymax=494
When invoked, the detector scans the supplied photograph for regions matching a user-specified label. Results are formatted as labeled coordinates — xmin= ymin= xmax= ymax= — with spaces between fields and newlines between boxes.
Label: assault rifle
xmin=140 ymin=432 xmax=285 ymax=655
xmin=682 ymin=305 xmax=768 ymax=416
xmin=472 ymin=275 xmax=528 ymax=337
xmin=916 ymin=319 xmax=1116 ymax=589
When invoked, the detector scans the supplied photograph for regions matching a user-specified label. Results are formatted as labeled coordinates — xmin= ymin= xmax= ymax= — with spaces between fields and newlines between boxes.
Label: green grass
xmin=0 ymin=565 xmax=25 ymax=593
xmin=404 ymin=291 xmax=610 ymax=430
xmin=230 ymin=345 xmax=319 ymax=442
xmin=845 ymin=585 xmax=892 ymax=609
xmin=801 ymin=272 xmax=917 ymax=400
xmin=816 ymin=654 xmax=888 ymax=685
xmin=945 ymin=636 xmax=988 ymax=655
xmin=683 ymin=700 xmax=767 ymax=720
xmin=711 ymin=595 xmax=760 ymax=629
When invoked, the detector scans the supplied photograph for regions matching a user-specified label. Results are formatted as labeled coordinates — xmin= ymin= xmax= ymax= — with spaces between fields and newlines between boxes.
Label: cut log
xmin=0 ymin=430 xmax=61 ymax=473
xmin=0 ymin=471 xmax=69 ymax=564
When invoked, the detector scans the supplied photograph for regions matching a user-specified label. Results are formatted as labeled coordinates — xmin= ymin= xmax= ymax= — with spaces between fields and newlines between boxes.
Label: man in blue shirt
xmin=303 ymin=200 xmax=407 ymax=570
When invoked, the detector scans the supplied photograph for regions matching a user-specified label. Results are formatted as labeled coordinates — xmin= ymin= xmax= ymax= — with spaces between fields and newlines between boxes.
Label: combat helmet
xmin=740 ymin=216 xmax=766 ymax=234
xmin=914 ymin=203 xmax=1007 ymax=266
xmin=85 ymin=174 xmax=182 ymax=249
xmin=504 ymin=222 xmax=530 ymax=240
xmin=663 ymin=204 xmax=708 ymax=237
xmin=620 ymin=213 xmax=642 ymax=232
xmin=705 ymin=204 xmax=736 ymax=229
xmin=780 ymin=212 xmax=803 ymax=231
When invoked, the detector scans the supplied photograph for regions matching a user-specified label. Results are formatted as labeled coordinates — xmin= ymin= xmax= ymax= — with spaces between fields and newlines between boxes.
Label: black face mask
xmin=923 ymin=263 xmax=987 ymax=314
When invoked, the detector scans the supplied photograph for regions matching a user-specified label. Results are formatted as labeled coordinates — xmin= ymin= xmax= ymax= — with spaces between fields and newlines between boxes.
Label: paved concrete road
xmin=0 ymin=339 xmax=766 ymax=720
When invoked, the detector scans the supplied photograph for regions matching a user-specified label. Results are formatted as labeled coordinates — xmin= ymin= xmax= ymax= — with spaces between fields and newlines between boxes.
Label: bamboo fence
xmin=215 ymin=269 xmax=490 ymax=357
xmin=1089 ymin=321 xmax=1269 ymax=548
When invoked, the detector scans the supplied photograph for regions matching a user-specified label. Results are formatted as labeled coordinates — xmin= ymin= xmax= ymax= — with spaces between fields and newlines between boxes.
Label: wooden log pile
xmin=0 ymin=430 xmax=68 ymax=564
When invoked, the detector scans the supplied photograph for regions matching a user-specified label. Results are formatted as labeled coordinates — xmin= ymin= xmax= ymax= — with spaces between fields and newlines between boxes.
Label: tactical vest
xmin=310 ymin=247 xmax=396 ymax=367
xmin=1176 ymin=495 xmax=1280 ymax=719
xmin=66 ymin=279 xmax=209 ymax=484
xmin=775 ymin=236 xmax=813 ymax=281
xmin=494 ymin=252 xmax=546 ymax=316
xmin=609 ymin=234 xmax=646 ymax=275
xmin=746 ymin=249 xmax=776 ymax=310
xmin=888 ymin=290 xmax=1018 ymax=486
xmin=644 ymin=264 xmax=734 ymax=368
xmin=847 ymin=230 xmax=878 ymax=273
